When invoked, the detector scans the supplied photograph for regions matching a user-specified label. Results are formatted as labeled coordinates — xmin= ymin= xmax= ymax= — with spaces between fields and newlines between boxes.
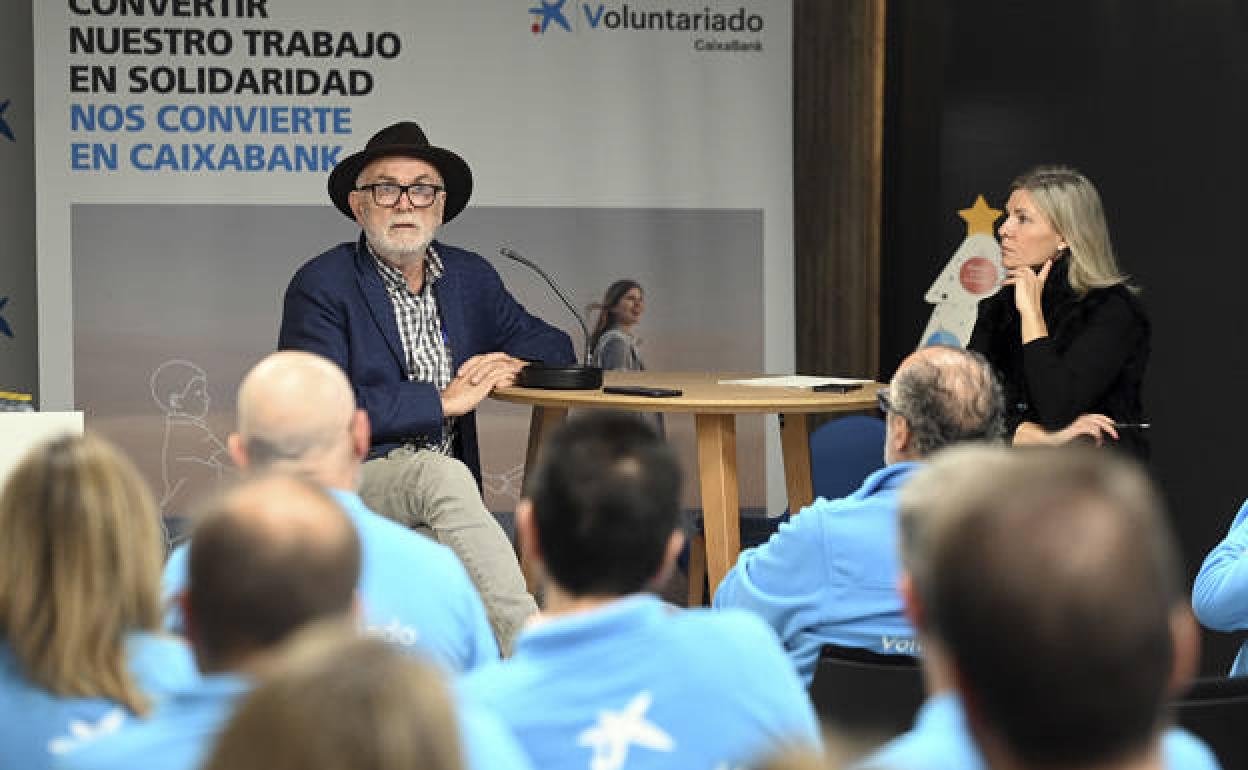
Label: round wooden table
xmin=491 ymin=371 xmax=882 ymax=601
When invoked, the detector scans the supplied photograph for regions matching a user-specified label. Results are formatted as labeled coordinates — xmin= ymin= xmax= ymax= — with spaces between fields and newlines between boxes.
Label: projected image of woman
xmin=967 ymin=166 xmax=1150 ymax=457
xmin=589 ymin=280 xmax=664 ymax=434
xmin=589 ymin=279 xmax=648 ymax=372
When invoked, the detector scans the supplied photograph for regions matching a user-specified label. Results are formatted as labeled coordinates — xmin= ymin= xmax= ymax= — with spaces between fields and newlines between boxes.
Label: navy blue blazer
xmin=278 ymin=235 xmax=575 ymax=481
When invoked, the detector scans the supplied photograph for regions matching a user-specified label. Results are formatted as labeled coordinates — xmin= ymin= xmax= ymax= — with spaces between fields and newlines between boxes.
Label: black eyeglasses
xmin=354 ymin=182 xmax=444 ymax=208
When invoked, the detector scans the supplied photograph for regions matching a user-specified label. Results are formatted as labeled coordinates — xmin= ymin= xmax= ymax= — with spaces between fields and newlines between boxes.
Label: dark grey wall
xmin=0 ymin=0 xmax=37 ymax=396
xmin=882 ymin=0 xmax=1248 ymax=674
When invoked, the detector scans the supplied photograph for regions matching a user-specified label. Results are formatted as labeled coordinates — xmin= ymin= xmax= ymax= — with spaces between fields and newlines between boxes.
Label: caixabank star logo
xmin=530 ymin=0 xmax=573 ymax=34
xmin=527 ymin=1 xmax=766 ymax=52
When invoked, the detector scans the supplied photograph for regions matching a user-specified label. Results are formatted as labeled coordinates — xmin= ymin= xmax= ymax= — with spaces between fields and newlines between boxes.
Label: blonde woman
xmin=968 ymin=166 xmax=1150 ymax=457
xmin=0 ymin=434 xmax=197 ymax=768
xmin=203 ymin=627 xmax=532 ymax=770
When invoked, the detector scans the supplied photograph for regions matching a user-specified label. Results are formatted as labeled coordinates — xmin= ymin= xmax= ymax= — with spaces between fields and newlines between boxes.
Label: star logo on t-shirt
xmin=47 ymin=708 xmax=126 ymax=754
xmin=577 ymin=690 xmax=675 ymax=770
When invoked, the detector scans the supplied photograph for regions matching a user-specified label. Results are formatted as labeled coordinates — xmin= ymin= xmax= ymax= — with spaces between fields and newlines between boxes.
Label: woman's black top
xmin=967 ymin=259 xmax=1151 ymax=458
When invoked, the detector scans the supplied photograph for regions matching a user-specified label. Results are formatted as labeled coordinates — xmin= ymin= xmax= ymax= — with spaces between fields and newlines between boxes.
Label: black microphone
xmin=496 ymin=247 xmax=604 ymax=390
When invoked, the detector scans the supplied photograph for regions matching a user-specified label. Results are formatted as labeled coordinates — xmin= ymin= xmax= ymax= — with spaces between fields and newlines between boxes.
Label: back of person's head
xmin=526 ymin=411 xmax=681 ymax=597
xmin=888 ymin=345 xmax=1004 ymax=458
xmin=924 ymin=447 xmax=1181 ymax=767
xmin=202 ymin=624 xmax=463 ymax=770
xmin=186 ymin=474 xmax=360 ymax=672
xmin=897 ymin=444 xmax=1019 ymax=591
xmin=232 ymin=351 xmax=361 ymax=479
xmin=1012 ymin=165 xmax=1126 ymax=294
xmin=0 ymin=434 xmax=163 ymax=714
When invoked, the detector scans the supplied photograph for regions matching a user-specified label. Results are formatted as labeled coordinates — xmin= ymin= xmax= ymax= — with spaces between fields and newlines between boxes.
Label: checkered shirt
xmin=370 ymin=244 xmax=456 ymax=454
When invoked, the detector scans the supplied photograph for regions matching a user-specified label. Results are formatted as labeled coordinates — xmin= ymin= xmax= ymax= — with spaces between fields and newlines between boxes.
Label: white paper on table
xmin=717 ymin=376 xmax=873 ymax=388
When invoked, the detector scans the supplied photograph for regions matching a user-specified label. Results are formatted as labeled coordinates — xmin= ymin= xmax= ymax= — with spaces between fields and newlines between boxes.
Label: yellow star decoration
xmin=958 ymin=195 xmax=1002 ymax=237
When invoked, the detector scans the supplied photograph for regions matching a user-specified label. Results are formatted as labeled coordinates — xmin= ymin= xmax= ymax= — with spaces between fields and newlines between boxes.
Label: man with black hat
xmin=278 ymin=121 xmax=574 ymax=653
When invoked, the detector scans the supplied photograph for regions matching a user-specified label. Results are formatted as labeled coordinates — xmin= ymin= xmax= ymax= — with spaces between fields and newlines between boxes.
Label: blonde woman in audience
xmin=203 ymin=627 xmax=532 ymax=770
xmin=0 ymin=434 xmax=198 ymax=769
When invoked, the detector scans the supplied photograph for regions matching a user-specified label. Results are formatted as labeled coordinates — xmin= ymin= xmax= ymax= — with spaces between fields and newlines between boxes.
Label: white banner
xmin=35 ymin=0 xmax=793 ymax=514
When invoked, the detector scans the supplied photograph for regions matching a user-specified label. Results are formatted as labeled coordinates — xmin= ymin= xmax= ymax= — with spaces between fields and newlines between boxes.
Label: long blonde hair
xmin=0 ymin=434 xmax=164 ymax=714
xmin=203 ymin=624 xmax=464 ymax=770
xmin=1013 ymin=166 xmax=1130 ymax=295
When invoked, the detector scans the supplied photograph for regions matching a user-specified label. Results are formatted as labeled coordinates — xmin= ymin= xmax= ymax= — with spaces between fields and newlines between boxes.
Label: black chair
xmin=808 ymin=644 xmax=926 ymax=743
xmin=1171 ymin=675 xmax=1248 ymax=768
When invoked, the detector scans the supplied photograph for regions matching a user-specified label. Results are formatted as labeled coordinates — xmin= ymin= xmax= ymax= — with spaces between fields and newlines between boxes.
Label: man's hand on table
xmin=440 ymin=353 xmax=529 ymax=416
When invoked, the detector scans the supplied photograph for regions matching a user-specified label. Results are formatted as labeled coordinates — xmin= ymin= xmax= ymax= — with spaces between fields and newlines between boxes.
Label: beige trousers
xmin=359 ymin=447 xmax=537 ymax=656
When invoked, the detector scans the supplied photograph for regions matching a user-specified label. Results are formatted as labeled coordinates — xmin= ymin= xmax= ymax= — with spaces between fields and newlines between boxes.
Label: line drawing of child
xmin=150 ymin=360 xmax=232 ymax=517
xmin=483 ymin=464 xmax=526 ymax=505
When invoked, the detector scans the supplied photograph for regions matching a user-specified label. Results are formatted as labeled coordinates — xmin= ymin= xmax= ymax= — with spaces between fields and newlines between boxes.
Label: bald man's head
xmin=232 ymin=352 xmax=366 ymax=484
xmin=187 ymin=473 xmax=361 ymax=672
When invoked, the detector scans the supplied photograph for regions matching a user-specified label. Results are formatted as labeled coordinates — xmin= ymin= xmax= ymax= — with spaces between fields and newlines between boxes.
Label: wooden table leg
xmin=519 ymin=406 xmax=567 ymax=594
xmin=521 ymin=405 xmax=568 ymax=492
xmin=696 ymin=413 xmax=740 ymax=601
xmin=780 ymin=412 xmax=814 ymax=515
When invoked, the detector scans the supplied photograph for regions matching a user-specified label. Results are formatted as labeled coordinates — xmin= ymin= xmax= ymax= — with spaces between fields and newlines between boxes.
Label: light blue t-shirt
xmin=461 ymin=595 xmax=821 ymax=770
xmin=58 ymin=672 xmax=534 ymax=770
xmin=0 ymin=632 xmax=198 ymax=770
xmin=458 ymin=701 xmax=537 ymax=770
xmin=860 ymin=692 xmax=1222 ymax=770
xmin=162 ymin=489 xmax=498 ymax=673
xmin=54 ymin=672 xmax=247 ymax=770
xmin=714 ymin=463 xmax=922 ymax=684
xmin=1192 ymin=498 xmax=1248 ymax=676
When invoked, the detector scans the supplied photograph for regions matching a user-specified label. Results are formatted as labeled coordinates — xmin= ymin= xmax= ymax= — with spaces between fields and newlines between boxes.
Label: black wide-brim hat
xmin=328 ymin=121 xmax=473 ymax=223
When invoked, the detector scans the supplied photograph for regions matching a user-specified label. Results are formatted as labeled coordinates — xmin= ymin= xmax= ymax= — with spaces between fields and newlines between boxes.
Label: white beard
xmin=364 ymin=219 xmax=435 ymax=266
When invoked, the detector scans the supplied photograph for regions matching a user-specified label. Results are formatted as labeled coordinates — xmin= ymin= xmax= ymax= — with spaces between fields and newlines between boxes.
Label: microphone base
xmin=517 ymin=364 xmax=604 ymax=390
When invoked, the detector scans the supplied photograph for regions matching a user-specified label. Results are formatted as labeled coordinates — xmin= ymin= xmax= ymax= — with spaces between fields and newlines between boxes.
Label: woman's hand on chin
xmin=1014 ymin=414 xmax=1119 ymax=447
xmin=1005 ymin=258 xmax=1053 ymax=343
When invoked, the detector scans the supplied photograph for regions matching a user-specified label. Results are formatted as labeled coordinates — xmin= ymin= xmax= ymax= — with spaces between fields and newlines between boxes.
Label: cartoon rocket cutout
xmin=918 ymin=195 xmax=1004 ymax=349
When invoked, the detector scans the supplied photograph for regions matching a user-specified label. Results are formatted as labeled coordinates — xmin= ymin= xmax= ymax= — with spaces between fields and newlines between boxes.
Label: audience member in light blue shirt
xmin=0 ymin=434 xmax=201 ymax=770
xmin=0 ymin=634 xmax=198 ymax=770
xmin=715 ymin=463 xmax=922 ymax=683
xmin=861 ymin=693 xmax=1221 ymax=770
xmin=162 ymin=351 xmax=498 ymax=673
xmin=197 ymin=631 xmax=531 ymax=770
xmin=716 ymin=345 xmax=1006 ymax=684
xmin=62 ymin=666 xmax=533 ymax=770
xmin=463 ymin=412 xmax=821 ymax=770
xmin=55 ymin=673 xmax=249 ymax=770
xmin=864 ymin=446 xmax=1217 ymax=770
xmin=164 ymin=490 xmax=496 ymax=672
xmin=1192 ymin=498 xmax=1248 ymax=677
xmin=59 ymin=474 xmax=362 ymax=770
